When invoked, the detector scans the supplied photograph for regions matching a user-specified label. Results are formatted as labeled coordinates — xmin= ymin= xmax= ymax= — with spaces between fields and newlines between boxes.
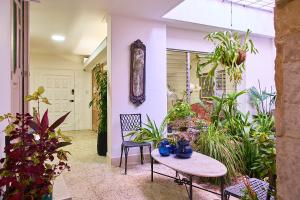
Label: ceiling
xmin=226 ymin=0 xmax=275 ymax=12
xmin=30 ymin=0 xmax=183 ymax=56
xmin=30 ymin=0 xmax=107 ymax=55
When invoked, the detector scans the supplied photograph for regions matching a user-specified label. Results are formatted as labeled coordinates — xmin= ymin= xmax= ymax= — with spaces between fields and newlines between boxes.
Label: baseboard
xmin=111 ymin=153 xmax=151 ymax=167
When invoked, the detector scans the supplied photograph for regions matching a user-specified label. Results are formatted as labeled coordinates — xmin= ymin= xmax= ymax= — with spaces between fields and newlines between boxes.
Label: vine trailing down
xmin=89 ymin=65 xmax=108 ymax=156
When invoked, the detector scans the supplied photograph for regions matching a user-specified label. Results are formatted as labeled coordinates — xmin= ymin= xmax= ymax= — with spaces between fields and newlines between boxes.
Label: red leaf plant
xmin=0 ymin=109 xmax=72 ymax=199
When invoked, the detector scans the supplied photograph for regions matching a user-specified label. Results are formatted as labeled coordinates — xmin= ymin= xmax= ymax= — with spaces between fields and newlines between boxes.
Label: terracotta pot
xmin=236 ymin=49 xmax=246 ymax=65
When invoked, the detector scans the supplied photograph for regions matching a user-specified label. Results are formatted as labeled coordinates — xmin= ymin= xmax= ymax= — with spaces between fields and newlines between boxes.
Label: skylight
xmin=226 ymin=0 xmax=275 ymax=12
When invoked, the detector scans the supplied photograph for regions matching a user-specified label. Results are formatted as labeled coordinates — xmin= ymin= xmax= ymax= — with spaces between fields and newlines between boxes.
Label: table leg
xmin=189 ymin=175 xmax=193 ymax=200
xmin=220 ymin=176 xmax=225 ymax=200
xmin=151 ymin=157 xmax=153 ymax=182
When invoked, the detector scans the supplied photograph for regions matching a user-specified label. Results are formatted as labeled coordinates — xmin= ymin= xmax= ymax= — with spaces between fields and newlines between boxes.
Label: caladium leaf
xmin=49 ymin=112 xmax=70 ymax=132
xmin=56 ymin=142 xmax=72 ymax=149
xmin=41 ymin=110 xmax=49 ymax=133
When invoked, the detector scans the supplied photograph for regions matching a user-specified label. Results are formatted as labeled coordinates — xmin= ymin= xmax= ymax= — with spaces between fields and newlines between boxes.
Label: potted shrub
xmin=167 ymin=101 xmax=195 ymax=132
xmin=197 ymin=29 xmax=258 ymax=85
xmin=0 ymin=87 xmax=71 ymax=200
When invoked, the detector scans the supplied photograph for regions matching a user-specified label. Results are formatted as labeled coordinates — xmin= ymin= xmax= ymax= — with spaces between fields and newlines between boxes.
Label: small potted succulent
xmin=0 ymin=87 xmax=71 ymax=200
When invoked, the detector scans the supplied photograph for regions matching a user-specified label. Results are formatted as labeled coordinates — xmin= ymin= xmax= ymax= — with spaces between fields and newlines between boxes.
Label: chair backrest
xmin=120 ymin=114 xmax=142 ymax=141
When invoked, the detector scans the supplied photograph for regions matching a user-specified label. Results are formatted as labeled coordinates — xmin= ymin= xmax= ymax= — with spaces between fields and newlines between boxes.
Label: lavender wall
xmin=0 ymin=0 xmax=12 ymax=159
xmin=107 ymin=15 xmax=167 ymax=161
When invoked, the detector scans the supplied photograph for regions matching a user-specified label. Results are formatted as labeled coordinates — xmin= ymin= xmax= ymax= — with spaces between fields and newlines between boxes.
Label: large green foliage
xmin=210 ymin=90 xmax=251 ymax=137
xmin=126 ymin=115 xmax=167 ymax=148
xmin=249 ymin=81 xmax=276 ymax=115
xmin=197 ymin=30 xmax=258 ymax=85
xmin=195 ymin=125 xmax=244 ymax=184
xmin=167 ymin=101 xmax=195 ymax=122
xmin=251 ymin=114 xmax=276 ymax=179
xmin=195 ymin=89 xmax=276 ymax=183
xmin=89 ymin=67 xmax=107 ymax=134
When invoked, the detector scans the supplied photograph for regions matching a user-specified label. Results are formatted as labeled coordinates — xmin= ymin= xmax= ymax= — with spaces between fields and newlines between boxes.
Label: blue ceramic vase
xmin=176 ymin=139 xmax=193 ymax=158
xmin=168 ymin=144 xmax=177 ymax=154
xmin=158 ymin=139 xmax=170 ymax=156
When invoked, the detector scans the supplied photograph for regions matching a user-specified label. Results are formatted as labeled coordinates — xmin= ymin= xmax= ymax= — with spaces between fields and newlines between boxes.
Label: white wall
xmin=166 ymin=27 xmax=275 ymax=114
xmin=107 ymin=15 xmax=167 ymax=160
xmin=29 ymin=53 xmax=92 ymax=130
xmin=244 ymin=36 xmax=276 ymax=112
xmin=167 ymin=27 xmax=213 ymax=52
xmin=0 ymin=0 xmax=12 ymax=159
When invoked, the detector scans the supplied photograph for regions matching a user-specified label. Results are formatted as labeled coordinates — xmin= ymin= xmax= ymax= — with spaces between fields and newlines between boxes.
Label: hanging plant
xmin=89 ymin=64 xmax=107 ymax=156
xmin=197 ymin=29 xmax=258 ymax=85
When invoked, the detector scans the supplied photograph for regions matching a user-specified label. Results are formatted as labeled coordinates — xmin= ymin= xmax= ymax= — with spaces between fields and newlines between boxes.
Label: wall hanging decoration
xmin=130 ymin=39 xmax=146 ymax=106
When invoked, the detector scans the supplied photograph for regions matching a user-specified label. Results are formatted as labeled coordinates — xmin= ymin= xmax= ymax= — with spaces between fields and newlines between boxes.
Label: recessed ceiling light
xmin=51 ymin=34 xmax=65 ymax=42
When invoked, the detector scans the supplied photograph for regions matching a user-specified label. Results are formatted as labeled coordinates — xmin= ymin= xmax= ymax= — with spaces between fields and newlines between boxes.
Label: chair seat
xmin=122 ymin=141 xmax=151 ymax=147
xmin=224 ymin=178 xmax=274 ymax=200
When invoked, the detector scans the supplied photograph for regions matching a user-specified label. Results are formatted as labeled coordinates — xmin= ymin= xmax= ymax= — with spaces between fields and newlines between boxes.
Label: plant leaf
xmin=49 ymin=112 xmax=70 ymax=132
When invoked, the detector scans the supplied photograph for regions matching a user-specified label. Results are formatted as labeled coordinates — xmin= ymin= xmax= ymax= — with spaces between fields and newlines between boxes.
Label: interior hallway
xmin=60 ymin=130 xmax=221 ymax=200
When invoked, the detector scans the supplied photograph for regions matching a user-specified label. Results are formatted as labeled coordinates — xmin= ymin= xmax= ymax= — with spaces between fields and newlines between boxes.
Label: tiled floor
xmin=60 ymin=130 xmax=222 ymax=200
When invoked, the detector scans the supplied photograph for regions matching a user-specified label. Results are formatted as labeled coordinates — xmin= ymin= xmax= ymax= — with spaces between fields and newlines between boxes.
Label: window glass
xmin=167 ymin=50 xmax=187 ymax=110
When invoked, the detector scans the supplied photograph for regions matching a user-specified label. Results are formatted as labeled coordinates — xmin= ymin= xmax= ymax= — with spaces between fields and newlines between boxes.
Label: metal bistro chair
xmin=119 ymin=114 xmax=151 ymax=175
xmin=224 ymin=178 xmax=275 ymax=200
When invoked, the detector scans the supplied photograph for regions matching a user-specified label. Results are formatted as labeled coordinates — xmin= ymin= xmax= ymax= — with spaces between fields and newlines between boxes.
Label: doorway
xmin=29 ymin=69 xmax=76 ymax=131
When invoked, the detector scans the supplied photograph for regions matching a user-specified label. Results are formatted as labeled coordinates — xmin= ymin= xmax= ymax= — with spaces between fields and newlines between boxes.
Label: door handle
xmin=70 ymin=100 xmax=74 ymax=102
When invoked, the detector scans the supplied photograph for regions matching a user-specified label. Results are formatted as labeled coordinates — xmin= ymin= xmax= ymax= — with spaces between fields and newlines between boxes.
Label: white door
xmin=31 ymin=70 xmax=75 ymax=131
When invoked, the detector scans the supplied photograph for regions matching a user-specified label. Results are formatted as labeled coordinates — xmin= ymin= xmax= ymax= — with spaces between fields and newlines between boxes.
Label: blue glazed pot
xmin=158 ymin=139 xmax=170 ymax=156
xmin=176 ymin=139 xmax=193 ymax=159
xmin=168 ymin=144 xmax=177 ymax=154
xmin=42 ymin=193 xmax=53 ymax=200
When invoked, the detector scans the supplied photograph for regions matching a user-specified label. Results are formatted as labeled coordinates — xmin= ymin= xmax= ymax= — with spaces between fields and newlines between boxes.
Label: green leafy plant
xmin=249 ymin=81 xmax=276 ymax=115
xmin=194 ymin=125 xmax=244 ymax=184
xmin=241 ymin=132 xmax=258 ymax=177
xmin=210 ymin=90 xmax=250 ymax=136
xmin=25 ymin=86 xmax=51 ymax=115
xmin=89 ymin=66 xmax=107 ymax=135
xmin=197 ymin=29 xmax=258 ymax=85
xmin=126 ymin=115 xmax=167 ymax=148
xmin=89 ymin=66 xmax=108 ymax=156
xmin=167 ymin=101 xmax=195 ymax=122
xmin=167 ymin=101 xmax=196 ymax=131
xmin=251 ymin=114 xmax=276 ymax=177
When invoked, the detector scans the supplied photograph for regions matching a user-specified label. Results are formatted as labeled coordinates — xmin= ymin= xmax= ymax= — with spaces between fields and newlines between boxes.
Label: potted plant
xmin=167 ymin=101 xmax=195 ymax=132
xmin=0 ymin=87 xmax=71 ymax=200
xmin=197 ymin=29 xmax=258 ymax=85
xmin=126 ymin=115 xmax=167 ymax=148
xmin=89 ymin=66 xmax=107 ymax=156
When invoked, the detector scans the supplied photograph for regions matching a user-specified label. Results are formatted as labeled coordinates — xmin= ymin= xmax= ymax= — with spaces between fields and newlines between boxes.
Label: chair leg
xmin=149 ymin=145 xmax=152 ymax=154
xmin=149 ymin=145 xmax=152 ymax=161
xmin=140 ymin=146 xmax=144 ymax=165
xmin=124 ymin=147 xmax=129 ymax=175
xmin=119 ymin=144 xmax=124 ymax=167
